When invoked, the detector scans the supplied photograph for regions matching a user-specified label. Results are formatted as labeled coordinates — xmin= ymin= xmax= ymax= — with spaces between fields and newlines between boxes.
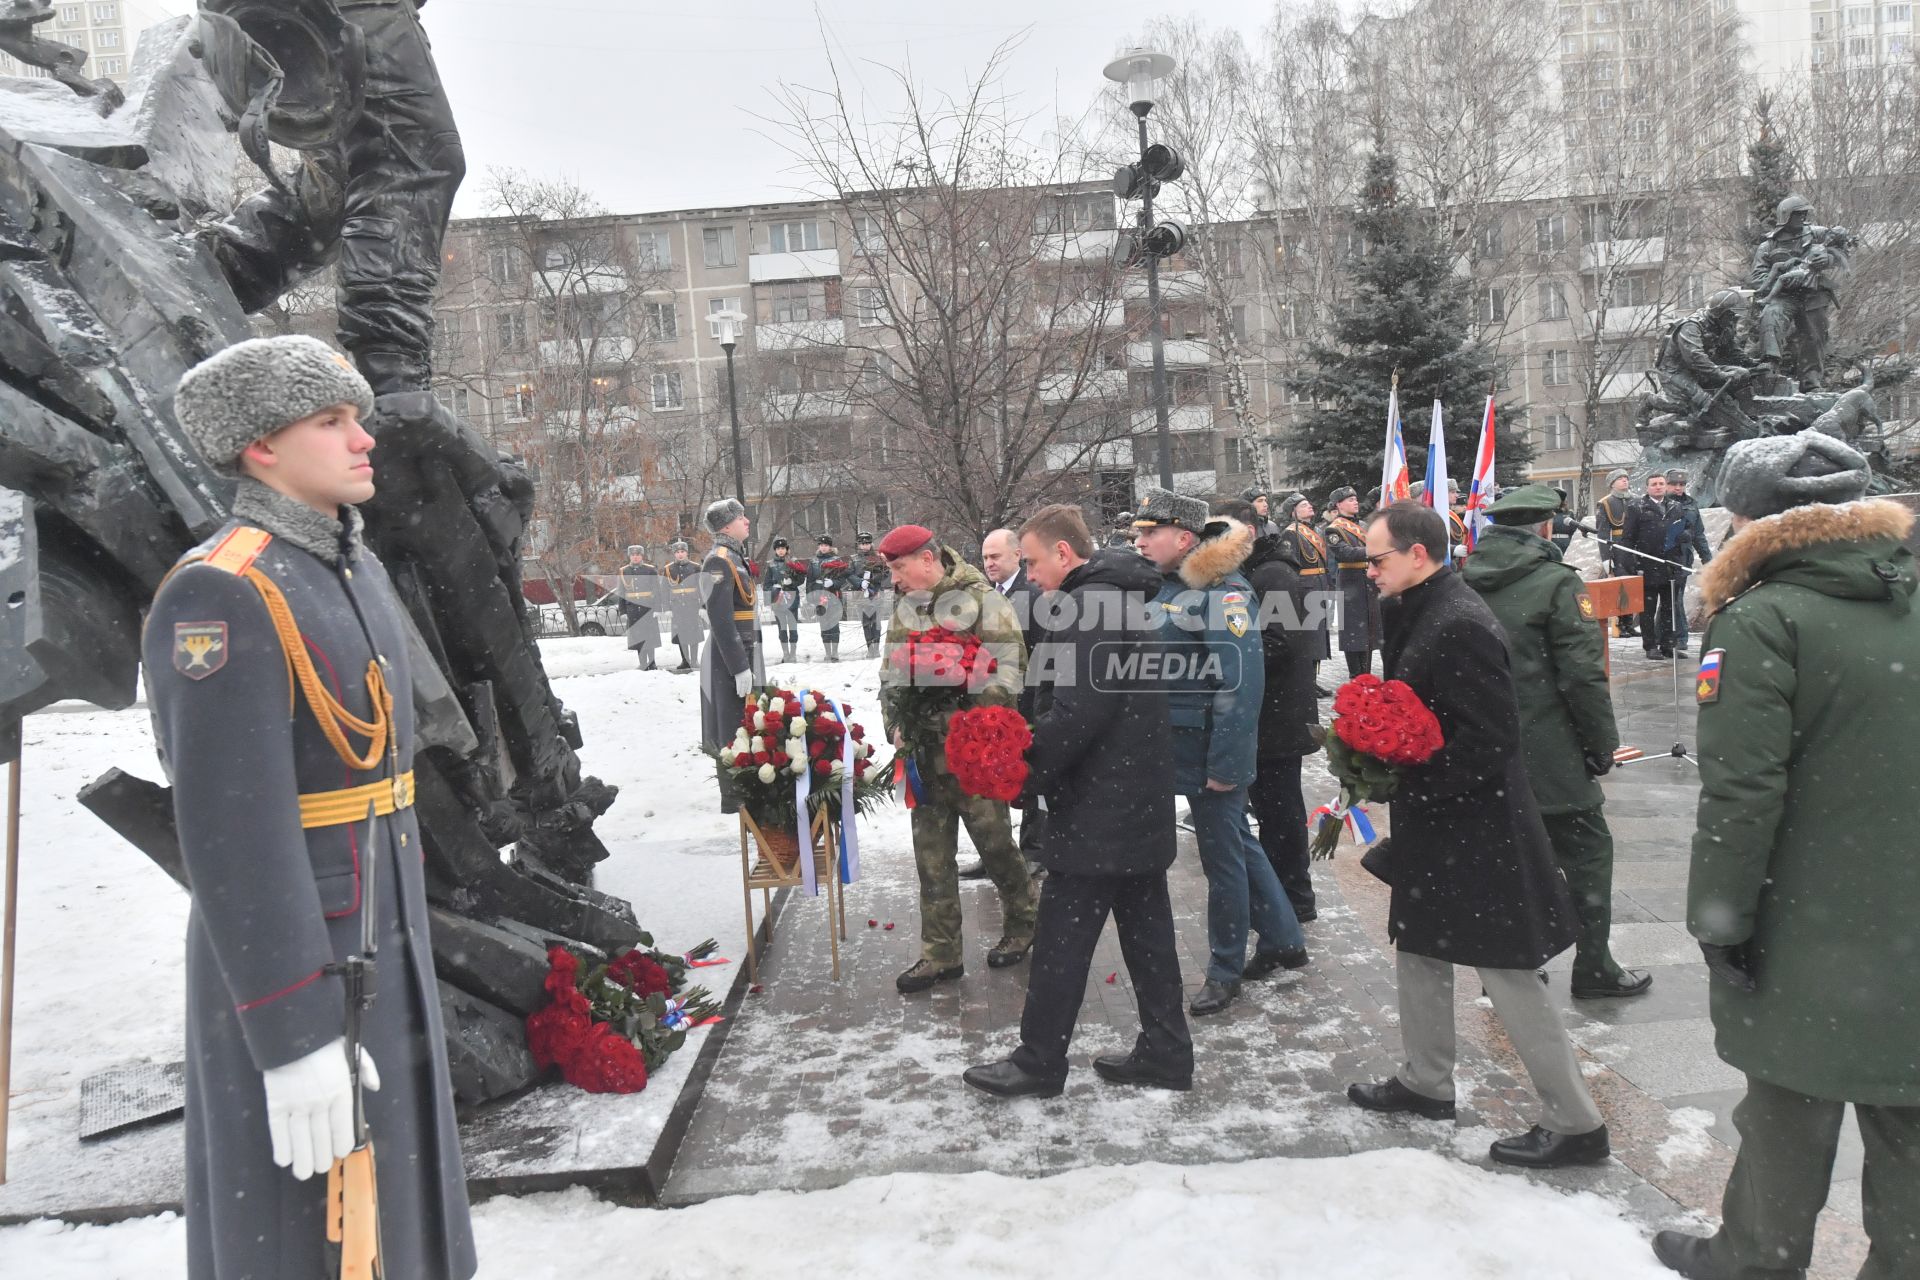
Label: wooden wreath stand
xmin=1585 ymin=575 xmax=1645 ymax=677
xmin=739 ymin=804 xmax=848 ymax=983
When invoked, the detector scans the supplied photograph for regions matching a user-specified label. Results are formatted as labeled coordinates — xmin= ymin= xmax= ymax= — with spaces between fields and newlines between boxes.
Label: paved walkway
xmin=664 ymin=645 xmax=1870 ymax=1278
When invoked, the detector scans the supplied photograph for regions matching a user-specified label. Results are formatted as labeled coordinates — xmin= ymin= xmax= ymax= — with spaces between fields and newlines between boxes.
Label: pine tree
xmin=1743 ymin=92 xmax=1796 ymax=250
xmin=1282 ymin=147 xmax=1530 ymax=502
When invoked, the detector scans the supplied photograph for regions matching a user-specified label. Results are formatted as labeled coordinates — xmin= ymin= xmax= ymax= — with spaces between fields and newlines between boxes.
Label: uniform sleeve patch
xmin=1695 ymin=648 xmax=1724 ymax=704
xmin=173 ymin=621 xmax=229 ymax=679
xmin=1575 ymin=588 xmax=1595 ymax=620
xmin=1223 ymin=602 xmax=1251 ymax=637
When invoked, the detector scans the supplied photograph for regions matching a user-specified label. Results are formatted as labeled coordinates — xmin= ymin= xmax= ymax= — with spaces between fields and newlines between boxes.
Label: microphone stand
xmin=1595 ymin=538 xmax=1698 ymax=769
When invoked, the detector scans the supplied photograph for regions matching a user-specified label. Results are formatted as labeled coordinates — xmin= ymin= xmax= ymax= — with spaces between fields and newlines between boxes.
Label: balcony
xmin=1133 ymin=405 xmax=1215 ymax=433
xmin=537 ymin=337 xmax=637 ymax=365
xmin=1585 ymin=303 xmax=1664 ymax=337
xmin=1033 ymin=228 xmax=1121 ymax=261
xmin=1128 ymin=338 xmax=1211 ymax=367
xmin=1037 ymin=369 xmax=1128 ymax=402
xmin=1044 ymin=439 xmax=1133 ymax=471
xmin=1038 ymin=299 xmax=1124 ymax=330
xmin=1579 ymin=236 xmax=1665 ymax=271
xmin=767 ymin=390 xmax=851 ymax=420
xmin=756 ymin=318 xmax=846 ymax=351
xmin=765 ymin=462 xmax=839 ymax=492
xmin=748 ymin=248 xmax=842 ymax=283
xmin=1122 ymin=269 xmax=1207 ymax=301
xmin=1598 ymin=368 xmax=1650 ymax=401
xmin=537 ymin=266 xmax=627 ymax=295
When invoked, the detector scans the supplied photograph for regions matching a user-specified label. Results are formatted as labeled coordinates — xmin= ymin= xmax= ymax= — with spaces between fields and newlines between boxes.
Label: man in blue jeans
xmin=1134 ymin=489 xmax=1309 ymax=1017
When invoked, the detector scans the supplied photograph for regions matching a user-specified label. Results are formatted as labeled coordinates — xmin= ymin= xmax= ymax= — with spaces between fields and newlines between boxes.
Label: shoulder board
xmin=202 ymin=527 xmax=273 ymax=576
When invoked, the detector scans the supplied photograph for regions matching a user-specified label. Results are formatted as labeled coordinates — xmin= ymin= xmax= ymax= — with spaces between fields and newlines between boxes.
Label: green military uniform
xmin=878 ymin=542 xmax=1035 ymax=973
xmin=1677 ymin=493 xmax=1920 ymax=1280
xmin=1462 ymin=486 xmax=1635 ymax=996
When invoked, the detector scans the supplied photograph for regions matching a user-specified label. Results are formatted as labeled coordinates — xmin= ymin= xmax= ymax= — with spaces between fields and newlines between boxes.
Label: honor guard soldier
xmin=1280 ymin=492 xmax=1334 ymax=691
xmin=664 ymin=538 xmax=704 ymax=671
xmin=762 ymin=537 xmax=805 ymax=663
xmin=852 ymin=531 xmax=888 ymax=657
xmin=617 ymin=544 xmax=663 ymax=670
xmin=699 ymin=499 xmax=763 ymax=811
xmin=806 ymin=534 xmax=853 ymax=662
xmin=1596 ymin=468 xmax=1638 ymax=638
xmin=147 ymin=336 xmax=475 ymax=1280
xmin=1321 ymin=485 xmax=1380 ymax=680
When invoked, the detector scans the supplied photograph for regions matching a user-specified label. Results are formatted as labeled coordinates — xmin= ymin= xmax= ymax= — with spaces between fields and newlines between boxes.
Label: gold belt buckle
xmin=390 ymin=775 xmax=407 ymax=810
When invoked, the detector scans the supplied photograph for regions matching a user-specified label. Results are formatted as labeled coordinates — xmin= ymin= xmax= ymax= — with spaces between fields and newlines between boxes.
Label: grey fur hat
xmin=174 ymin=336 xmax=374 ymax=472
xmin=1606 ymin=468 xmax=1630 ymax=485
xmin=703 ymin=497 xmax=747 ymax=532
xmin=1133 ymin=487 xmax=1210 ymax=534
xmin=1718 ymin=429 xmax=1871 ymax=518
xmin=1328 ymin=485 xmax=1358 ymax=504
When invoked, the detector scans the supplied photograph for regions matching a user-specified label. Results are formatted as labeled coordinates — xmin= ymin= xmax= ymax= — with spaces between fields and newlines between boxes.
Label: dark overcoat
xmin=144 ymin=493 xmax=475 ymax=1280
xmin=1023 ymin=550 xmax=1175 ymax=875
xmin=1241 ymin=534 xmax=1322 ymax=761
xmin=699 ymin=535 xmax=762 ymax=755
xmin=1379 ymin=567 xmax=1578 ymax=970
xmin=1322 ymin=513 xmax=1381 ymax=653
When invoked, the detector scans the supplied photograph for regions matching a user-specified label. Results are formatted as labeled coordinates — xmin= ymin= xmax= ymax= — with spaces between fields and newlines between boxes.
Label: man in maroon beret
xmin=876 ymin=525 xmax=1036 ymax=993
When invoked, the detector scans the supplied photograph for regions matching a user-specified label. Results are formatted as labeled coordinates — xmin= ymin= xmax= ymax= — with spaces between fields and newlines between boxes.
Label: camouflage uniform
xmin=879 ymin=546 xmax=1035 ymax=966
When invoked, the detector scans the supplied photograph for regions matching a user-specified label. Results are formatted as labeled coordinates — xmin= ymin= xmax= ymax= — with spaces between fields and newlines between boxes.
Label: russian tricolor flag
xmin=1380 ymin=382 xmax=1410 ymax=504
xmin=1464 ymin=396 xmax=1498 ymax=552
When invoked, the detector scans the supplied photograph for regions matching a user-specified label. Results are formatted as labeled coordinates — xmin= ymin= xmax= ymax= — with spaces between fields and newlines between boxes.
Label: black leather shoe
xmin=1243 ymin=947 xmax=1310 ymax=980
xmin=896 ymin=959 xmax=964 ymax=993
xmin=1572 ymin=969 xmax=1654 ymax=1000
xmin=1093 ymin=1052 xmax=1192 ymax=1091
xmin=962 ymin=1059 xmax=1064 ymax=1099
xmin=1659 ymin=646 xmax=1676 ymax=659
xmin=1189 ymin=978 xmax=1240 ymax=1016
xmin=1346 ymin=1077 xmax=1456 ymax=1120
xmin=986 ymin=935 xmax=1032 ymax=968
xmin=1489 ymin=1123 xmax=1610 ymax=1168
xmin=1651 ymin=1231 xmax=1736 ymax=1278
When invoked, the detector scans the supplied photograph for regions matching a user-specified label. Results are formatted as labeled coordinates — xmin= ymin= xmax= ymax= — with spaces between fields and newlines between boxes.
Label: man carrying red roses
xmin=1346 ymin=501 xmax=1607 ymax=1172
xmin=876 ymin=524 xmax=1036 ymax=993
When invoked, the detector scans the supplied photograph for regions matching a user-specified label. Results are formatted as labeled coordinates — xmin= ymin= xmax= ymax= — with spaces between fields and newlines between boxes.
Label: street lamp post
xmin=712 ymin=309 xmax=748 ymax=505
xmin=1105 ymin=48 xmax=1184 ymax=491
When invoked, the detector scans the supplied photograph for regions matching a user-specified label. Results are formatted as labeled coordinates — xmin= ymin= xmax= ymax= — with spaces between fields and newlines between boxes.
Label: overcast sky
xmin=405 ymin=0 xmax=1275 ymax=219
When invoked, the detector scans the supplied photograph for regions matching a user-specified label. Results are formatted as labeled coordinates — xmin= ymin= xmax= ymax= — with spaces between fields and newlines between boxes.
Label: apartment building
xmin=0 ymin=0 xmax=183 ymax=82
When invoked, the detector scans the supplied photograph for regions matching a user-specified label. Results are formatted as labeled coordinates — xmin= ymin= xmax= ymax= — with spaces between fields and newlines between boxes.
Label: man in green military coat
xmin=875 ymin=524 xmax=1036 ymax=994
xmin=1653 ymin=430 xmax=1920 ymax=1280
xmin=1463 ymin=485 xmax=1650 ymax=1000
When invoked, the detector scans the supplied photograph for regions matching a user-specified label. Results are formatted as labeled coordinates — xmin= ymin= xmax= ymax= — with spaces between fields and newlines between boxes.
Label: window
xmin=1612 ymin=272 xmax=1653 ymax=307
xmin=635 ymin=229 xmax=672 ymax=268
xmin=1224 ymin=436 xmax=1256 ymax=474
xmin=756 ymin=280 xmax=834 ymax=324
xmin=1593 ymin=4 xmax=1613 ymax=20
xmin=643 ymin=302 xmax=677 ymax=341
xmin=434 ymin=385 xmax=473 ymax=419
xmin=58 ymin=6 xmax=80 ymax=25
xmin=1887 ymin=3 xmax=1912 ymax=19
xmin=768 ymin=220 xmax=822 ymax=253
xmin=1478 ymin=286 xmax=1506 ymax=324
xmin=99 ymin=56 xmax=121 ymax=73
xmin=1539 ymin=412 xmax=1575 ymax=450
xmin=1561 ymin=34 xmax=1582 ymax=53
xmin=1849 ymin=36 xmax=1872 ymax=54
xmin=94 ymin=28 xmax=118 ymax=48
xmin=852 ymin=286 xmax=888 ymax=328
xmin=505 ymin=384 xmax=535 ymax=421
xmin=1340 ymin=226 xmax=1366 ymax=259
xmin=1847 ymin=5 xmax=1871 ymax=23
xmin=1678 ymin=273 xmax=1706 ymax=307
xmin=92 ymin=1 xmax=115 ymax=17
xmin=1167 ymin=434 xmax=1214 ymax=474
xmin=651 ymin=370 xmax=684 ymax=411
xmin=1626 ymin=1 xmax=1645 ymax=15
xmin=1536 ymin=213 xmax=1567 ymax=253
xmin=1538 ymin=281 xmax=1570 ymax=320
xmin=1592 ymin=32 xmax=1617 ymax=50
xmin=1543 ymin=350 xmax=1572 ymax=386
xmin=1592 ymin=60 xmax=1616 ymax=79
xmin=850 ymin=213 xmax=885 ymax=254
xmin=1280 ymin=299 xmax=1306 ymax=340
xmin=1627 ymin=30 xmax=1648 ymax=48
xmin=1230 ymin=304 xmax=1248 ymax=343
xmin=870 ymin=497 xmax=892 ymax=530
xmin=434 ymin=311 xmax=465 ymax=362
xmin=488 ymin=245 xmax=519 ymax=285
xmin=1478 ymin=222 xmax=1504 ymax=259
xmin=702 ymin=226 xmax=737 ymax=268
xmin=494 ymin=310 xmax=527 ymax=353
xmin=707 ymin=296 xmax=745 ymax=339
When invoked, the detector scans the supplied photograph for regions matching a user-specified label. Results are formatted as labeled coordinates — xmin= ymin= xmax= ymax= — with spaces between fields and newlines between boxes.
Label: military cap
xmin=1719 ymin=429 xmax=1870 ymax=518
xmin=815 ymin=534 xmax=836 ymax=548
xmin=625 ymin=544 xmax=645 ymax=557
xmin=1366 ymin=486 xmax=1382 ymax=507
xmin=855 ymin=531 xmax=874 ymax=544
xmin=1240 ymin=486 xmax=1269 ymax=502
xmin=1281 ymin=492 xmax=1308 ymax=514
xmin=668 ymin=538 xmax=689 ymax=553
xmin=1133 ymin=488 xmax=1211 ymax=534
xmin=772 ymin=537 xmax=789 ymax=551
xmin=704 ymin=497 xmax=746 ymax=532
xmin=1408 ymin=481 xmax=1427 ymax=500
xmin=876 ymin=524 xmax=936 ymax=559
xmin=174 ymin=335 xmax=375 ymax=472
xmin=1606 ymin=467 xmax=1630 ymax=485
xmin=1329 ymin=485 xmax=1358 ymax=505
xmin=1664 ymin=468 xmax=1688 ymax=485
xmin=1486 ymin=483 xmax=1566 ymax=527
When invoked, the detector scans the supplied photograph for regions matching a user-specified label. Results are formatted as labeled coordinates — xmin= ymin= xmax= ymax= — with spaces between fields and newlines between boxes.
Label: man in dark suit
xmin=963 ymin=504 xmax=1191 ymax=1098
xmin=983 ymin=526 xmax=1045 ymax=876
xmin=1345 ymin=501 xmax=1609 ymax=1170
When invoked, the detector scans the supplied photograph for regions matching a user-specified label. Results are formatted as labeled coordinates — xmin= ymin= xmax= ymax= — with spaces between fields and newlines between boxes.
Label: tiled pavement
xmin=663 ymin=643 xmax=1872 ymax=1278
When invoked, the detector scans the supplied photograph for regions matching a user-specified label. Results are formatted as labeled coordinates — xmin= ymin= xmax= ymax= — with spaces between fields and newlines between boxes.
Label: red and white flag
xmin=1464 ymin=395 xmax=1498 ymax=552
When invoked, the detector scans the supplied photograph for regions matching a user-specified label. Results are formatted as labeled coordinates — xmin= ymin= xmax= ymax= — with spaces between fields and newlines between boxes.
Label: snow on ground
xmin=0 ymin=1147 xmax=1673 ymax=1279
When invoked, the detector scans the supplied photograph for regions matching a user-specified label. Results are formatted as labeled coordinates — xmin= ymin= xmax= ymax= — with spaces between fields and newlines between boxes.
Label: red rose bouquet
xmin=885 ymin=626 xmax=1000 ymax=754
xmin=524 ymin=941 xmax=723 ymax=1094
xmin=944 ymin=705 xmax=1032 ymax=803
xmin=1308 ymin=674 xmax=1445 ymax=860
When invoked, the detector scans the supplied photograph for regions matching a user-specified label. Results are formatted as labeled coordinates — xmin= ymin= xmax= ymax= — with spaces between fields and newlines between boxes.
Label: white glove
xmin=735 ymin=670 xmax=753 ymax=698
xmin=261 ymin=1037 xmax=381 ymax=1181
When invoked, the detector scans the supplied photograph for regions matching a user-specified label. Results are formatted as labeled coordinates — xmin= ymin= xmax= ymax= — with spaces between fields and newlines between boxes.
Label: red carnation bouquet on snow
xmin=944 ymin=705 xmax=1032 ymax=803
xmin=886 ymin=626 xmax=1000 ymax=753
xmin=524 ymin=941 xmax=722 ymax=1094
xmin=1308 ymin=674 xmax=1445 ymax=860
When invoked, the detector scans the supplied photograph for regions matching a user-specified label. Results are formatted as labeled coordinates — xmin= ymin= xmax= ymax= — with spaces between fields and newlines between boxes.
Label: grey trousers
xmin=1394 ymin=949 xmax=1605 ymax=1135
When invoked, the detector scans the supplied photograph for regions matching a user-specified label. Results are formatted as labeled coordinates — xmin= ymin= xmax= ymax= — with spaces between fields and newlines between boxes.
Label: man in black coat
xmin=1222 ymin=499 xmax=1322 ymax=924
xmin=984 ymin=526 xmax=1047 ymax=874
xmin=1663 ymin=468 xmax=1714 ymax=657
xmin=963 ymin=505 xmax=1191 ymax=1098
xmin=1345 ymin=502 xmax=1610 ymax=1170
xmin=1621 ymin=473 xmax=1682 ymax=658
